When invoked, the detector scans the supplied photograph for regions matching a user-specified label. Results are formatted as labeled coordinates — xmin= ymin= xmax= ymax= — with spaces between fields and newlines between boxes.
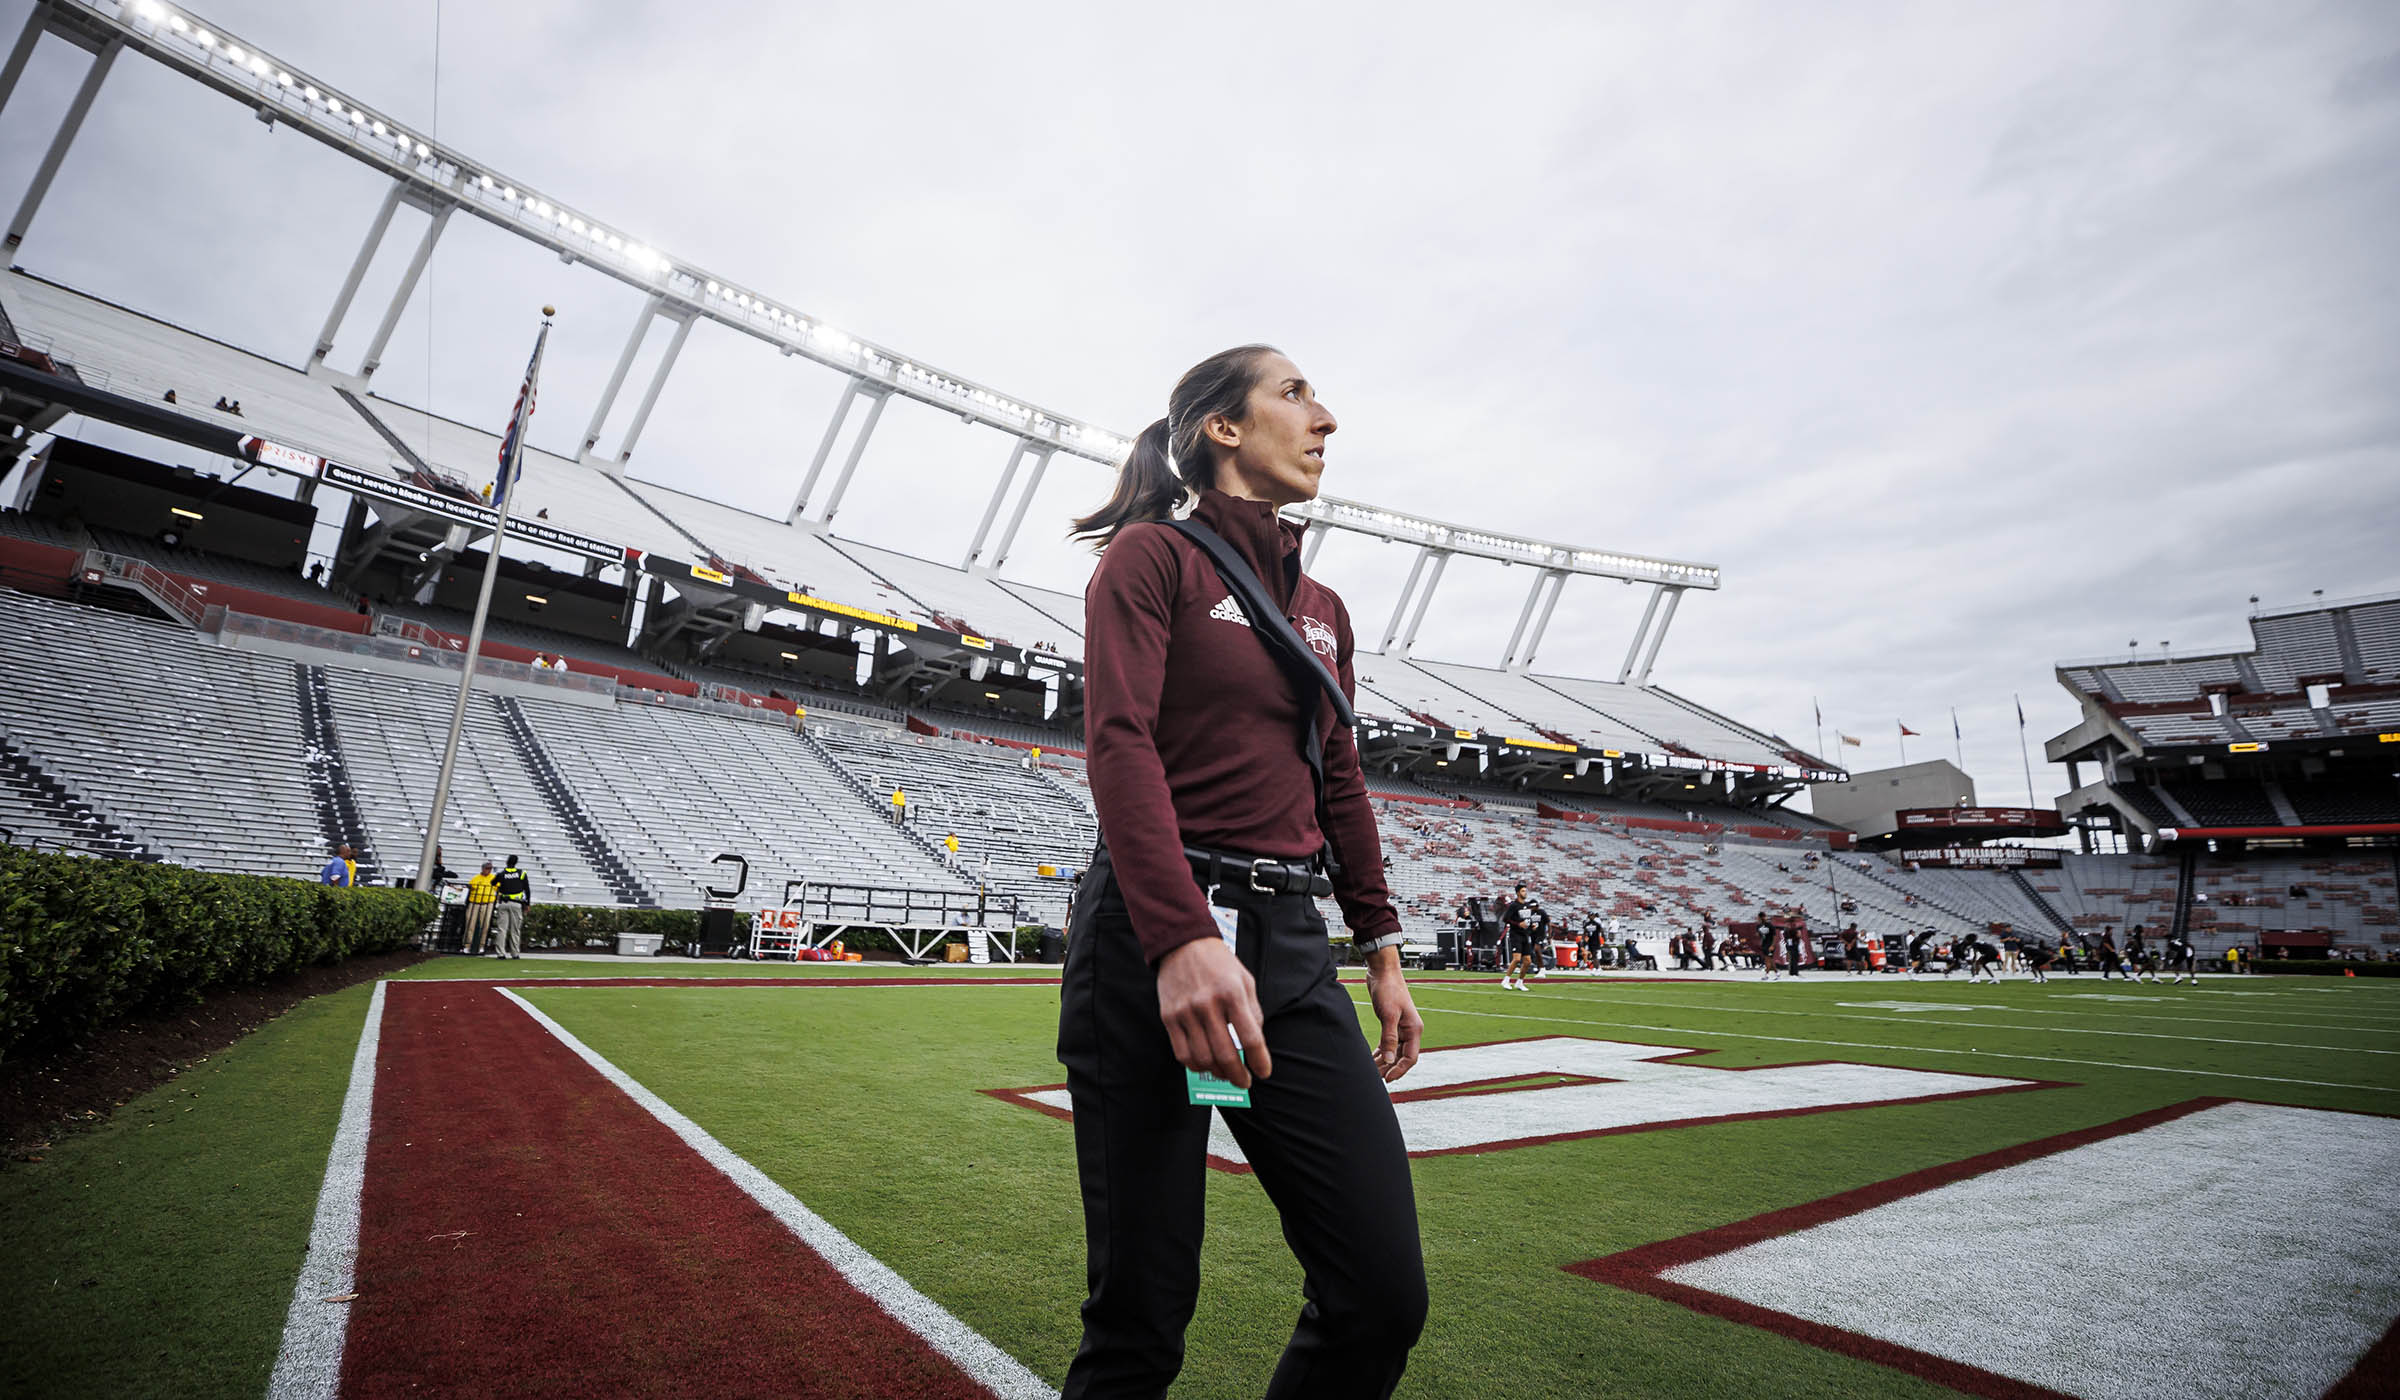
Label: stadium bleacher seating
xmin=2249 ymin=611 xmax=2344 ymax=691
xmin=517 ymin=696 xmax=964 ymax=903
xmin=0 ymin=588 xmax=327 ymax=879
xmin=2285 ymin=778 xmax=2400 ymax=827
xmin=2351 ymin=600 xmax=2400 ymax=684
xmin=2112 ymin=783 xmax=2177 ymax=827
xmin=807 ymin=725 xmax=1095 ymax=923
xmin=2161 ymin=779 xmax=2280 ymax=828
xmin=5 ymin=567 xmax=2377 ymax=960
xmin=2036 ymin=854 xmax=2186 ymax=935
xmin=319 ymin=666 xmax=619 ymax=903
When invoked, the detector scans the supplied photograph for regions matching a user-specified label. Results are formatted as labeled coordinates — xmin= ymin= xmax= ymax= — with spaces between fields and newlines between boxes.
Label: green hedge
xmin=520 ymin=903 xmax=905 ymax=956
xmin=2245 ymin=958 xmax=2400 ymax=978
xmin=522 ymin=905 xmax=701 ymax=946
xmin=0 ymin=846 xmax=435 ymax=1063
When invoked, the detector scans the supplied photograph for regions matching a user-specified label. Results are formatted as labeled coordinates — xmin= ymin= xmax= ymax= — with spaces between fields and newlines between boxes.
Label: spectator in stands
xmin=552 ymin=655 xmax=570 ymax=674
xmin=319 ymin=843 xmax=357 ymax=888
xmin=1057 ymin=345 xmax=1425 ymax=1395
xmin=463 ymin=862 xmax=497 ymax=954
xmin=214 ymin=396 xmax=229 ymax=411
xmin=306 ymin=562 xmax=325 ymax=585
xmin=531 ymin=653 xmax=551 ymax=670
xmin=491 ymin=854 xmax=531 ymax=959
xmin=163 ymin=389 xmax=177 ymax=404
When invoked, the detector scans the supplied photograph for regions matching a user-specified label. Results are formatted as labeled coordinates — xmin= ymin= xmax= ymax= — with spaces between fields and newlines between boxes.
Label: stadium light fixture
xmin=169 ymin=506 xmax=204 ymax=520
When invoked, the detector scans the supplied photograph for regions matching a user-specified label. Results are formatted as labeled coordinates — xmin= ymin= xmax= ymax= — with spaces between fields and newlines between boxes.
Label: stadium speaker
xmin=697 ymin=905 xmax=742 ymax=953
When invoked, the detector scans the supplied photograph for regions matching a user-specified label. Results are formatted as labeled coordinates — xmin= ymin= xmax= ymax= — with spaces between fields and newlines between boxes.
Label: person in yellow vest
xmin=463 ymin=861 xmax=498 ymax=955
xmin=945 ymin=833 xmax=960 ymax=856
xmin=890 ymin=788 xmax=907 ymax=825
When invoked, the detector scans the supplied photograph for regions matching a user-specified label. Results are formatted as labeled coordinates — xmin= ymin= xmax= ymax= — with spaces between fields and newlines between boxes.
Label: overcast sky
xmin=4 ymin=0 xmax=2395 ymax=808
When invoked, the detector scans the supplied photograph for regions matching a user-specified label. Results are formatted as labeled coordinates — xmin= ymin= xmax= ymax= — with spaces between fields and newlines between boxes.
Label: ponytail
xmin=1069 ymin=418 xmax=1190 ymax=549
xmin=1069 ymin=344 xmax=1283 ymax=551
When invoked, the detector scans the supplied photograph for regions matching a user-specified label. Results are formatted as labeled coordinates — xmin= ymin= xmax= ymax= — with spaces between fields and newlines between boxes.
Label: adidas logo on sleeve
xmin=1208 ymin=595 xmax=1251 ymax=628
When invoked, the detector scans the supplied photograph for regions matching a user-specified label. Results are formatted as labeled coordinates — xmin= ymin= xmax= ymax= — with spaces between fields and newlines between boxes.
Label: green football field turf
xmin=4 ymin=958 xmax=2395 ymax=1398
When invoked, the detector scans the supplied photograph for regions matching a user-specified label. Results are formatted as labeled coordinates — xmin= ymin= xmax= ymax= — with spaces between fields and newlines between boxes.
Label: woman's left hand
xmin=1363 ymin=946 xmax=1423 ymax=1083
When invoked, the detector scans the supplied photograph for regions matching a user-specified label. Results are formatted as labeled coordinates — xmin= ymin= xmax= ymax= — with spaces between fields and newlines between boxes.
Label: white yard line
xmin=1362 ymin=995 xmax=2400 ymax=1094
xmin=497 ymin=988 xmax=1058 ymax=1400
xmin=1426 ymin=985 xmax=2397 ymax=1056
xmin=265 ymin=980 xmax=386 ymax=1400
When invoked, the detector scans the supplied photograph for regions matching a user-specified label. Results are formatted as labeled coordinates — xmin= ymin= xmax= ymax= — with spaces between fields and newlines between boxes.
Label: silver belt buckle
xmin=1248 ymin=857 xmax=1279 ymax=895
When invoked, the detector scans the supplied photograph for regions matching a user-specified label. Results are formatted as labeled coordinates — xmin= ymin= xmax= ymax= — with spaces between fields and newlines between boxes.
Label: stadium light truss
xmin=1294 ymin=495 xmax=1720 ymax=589
xmin=64 ymin=0 xmax=1132 ymax=466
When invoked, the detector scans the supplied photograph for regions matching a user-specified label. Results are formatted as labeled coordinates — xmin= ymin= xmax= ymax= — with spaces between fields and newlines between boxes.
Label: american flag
xmin=492 ymin=321 xmax=550 ymax=511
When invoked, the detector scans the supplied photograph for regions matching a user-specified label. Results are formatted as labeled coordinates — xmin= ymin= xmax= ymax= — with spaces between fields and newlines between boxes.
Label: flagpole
xmin=1897 ymin=721 xmax=1908 ymax=766
xmin=2016 ymin=692 xmax=2037 ymax=808
xmin=1952 ymin=707 xmax=1963 ymax=772
xmin=1813 ymin=696 xmax=1824 ymax=768
xmin=414 ymin=310 xmax=553 ymax=892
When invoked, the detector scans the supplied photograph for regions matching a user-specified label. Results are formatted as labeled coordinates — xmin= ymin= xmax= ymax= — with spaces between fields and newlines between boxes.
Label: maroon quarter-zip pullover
xmin=1082 ymin=488 xmax=1403 ymax=964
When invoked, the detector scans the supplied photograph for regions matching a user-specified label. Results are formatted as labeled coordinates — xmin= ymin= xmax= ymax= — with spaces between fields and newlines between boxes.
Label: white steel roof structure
xmin=0 ymin=0 xmax=1727 ymax=683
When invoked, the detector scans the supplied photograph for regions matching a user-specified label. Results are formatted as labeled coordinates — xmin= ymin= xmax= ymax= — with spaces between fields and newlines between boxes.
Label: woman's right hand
xmin=1155 ymin=937 xmax=1272 ymax=1089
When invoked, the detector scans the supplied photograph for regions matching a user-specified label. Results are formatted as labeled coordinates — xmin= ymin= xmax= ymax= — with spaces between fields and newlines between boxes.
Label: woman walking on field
xmin=1057 ymin=346 xmax=1428 ymax=1399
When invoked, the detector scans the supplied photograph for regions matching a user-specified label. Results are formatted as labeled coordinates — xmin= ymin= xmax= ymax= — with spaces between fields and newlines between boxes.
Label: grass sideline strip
xmin=265 ymin=980 xmax=385 ymax=1400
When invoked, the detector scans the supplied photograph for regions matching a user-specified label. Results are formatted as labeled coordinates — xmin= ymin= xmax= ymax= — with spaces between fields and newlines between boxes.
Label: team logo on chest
xmin=1299 ymin=615 xmax=1338 ymax=664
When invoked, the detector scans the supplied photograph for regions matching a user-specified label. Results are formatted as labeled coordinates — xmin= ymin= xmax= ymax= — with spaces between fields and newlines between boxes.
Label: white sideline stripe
xmin=1423 ymin=985 xmax=2399 ymax=1056
xmin=496 ymin=988 xmax=1057 ymax=1400
xmin=265 ymin=979 xmax=387 ymax=1400
xmin=1362 ymin=996 xmax=2400 ymax=1094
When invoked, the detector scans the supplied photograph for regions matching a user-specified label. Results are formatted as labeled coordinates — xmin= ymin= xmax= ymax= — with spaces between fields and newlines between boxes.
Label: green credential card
xmin=1187 ymin=1050 xmax=1250 ymax=1108
xmin=1187 ymin=902 xmax=1253 ymax=1107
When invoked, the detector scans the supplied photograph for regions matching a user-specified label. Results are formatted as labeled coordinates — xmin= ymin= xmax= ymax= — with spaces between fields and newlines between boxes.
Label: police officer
xmin=1059 ymin=346 xmax=1427 ymax=1399
xmin=491 ymin=853 xmax=532 ymax=960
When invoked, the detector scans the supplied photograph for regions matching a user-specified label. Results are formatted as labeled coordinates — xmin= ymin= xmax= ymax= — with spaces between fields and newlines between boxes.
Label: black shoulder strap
xmin=1163 ymin=518 xmax=1356 ymax=730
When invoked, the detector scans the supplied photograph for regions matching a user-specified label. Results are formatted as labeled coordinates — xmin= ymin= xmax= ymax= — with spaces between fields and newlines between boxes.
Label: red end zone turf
xmin=340 ymin=982 xmax=996 ymax=1399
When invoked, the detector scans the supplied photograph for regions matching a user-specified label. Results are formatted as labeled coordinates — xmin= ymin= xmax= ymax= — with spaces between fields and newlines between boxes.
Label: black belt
xmin=1184 ymin=846 xmax=1332 ymax=898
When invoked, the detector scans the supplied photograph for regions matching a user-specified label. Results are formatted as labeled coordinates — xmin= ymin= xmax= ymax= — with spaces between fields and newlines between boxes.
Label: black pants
xmin=1056 ymin=844 xmax=1427 ymax=1400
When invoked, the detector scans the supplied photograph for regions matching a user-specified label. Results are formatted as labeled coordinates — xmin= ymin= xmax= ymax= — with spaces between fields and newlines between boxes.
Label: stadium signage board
xmin=1504 ymin=735 xmax=1578 ymax=754
xmin=788 ymin=591 xmax=918 ymax=633
xmin=638 ymin=554 xmax=1082 ymax=678
xmin=1895 ymin=807 xmax=2063 ymax=830
xmin=1897 ymin=846 xmax=2061 ymax=869
xmin=315 ymin=460 xmax=626 ymax=562
xmin=237 ymin=434 xmax=323 ymax=476
xmin=2227 ymin=741 xmax=2267 ymax=753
